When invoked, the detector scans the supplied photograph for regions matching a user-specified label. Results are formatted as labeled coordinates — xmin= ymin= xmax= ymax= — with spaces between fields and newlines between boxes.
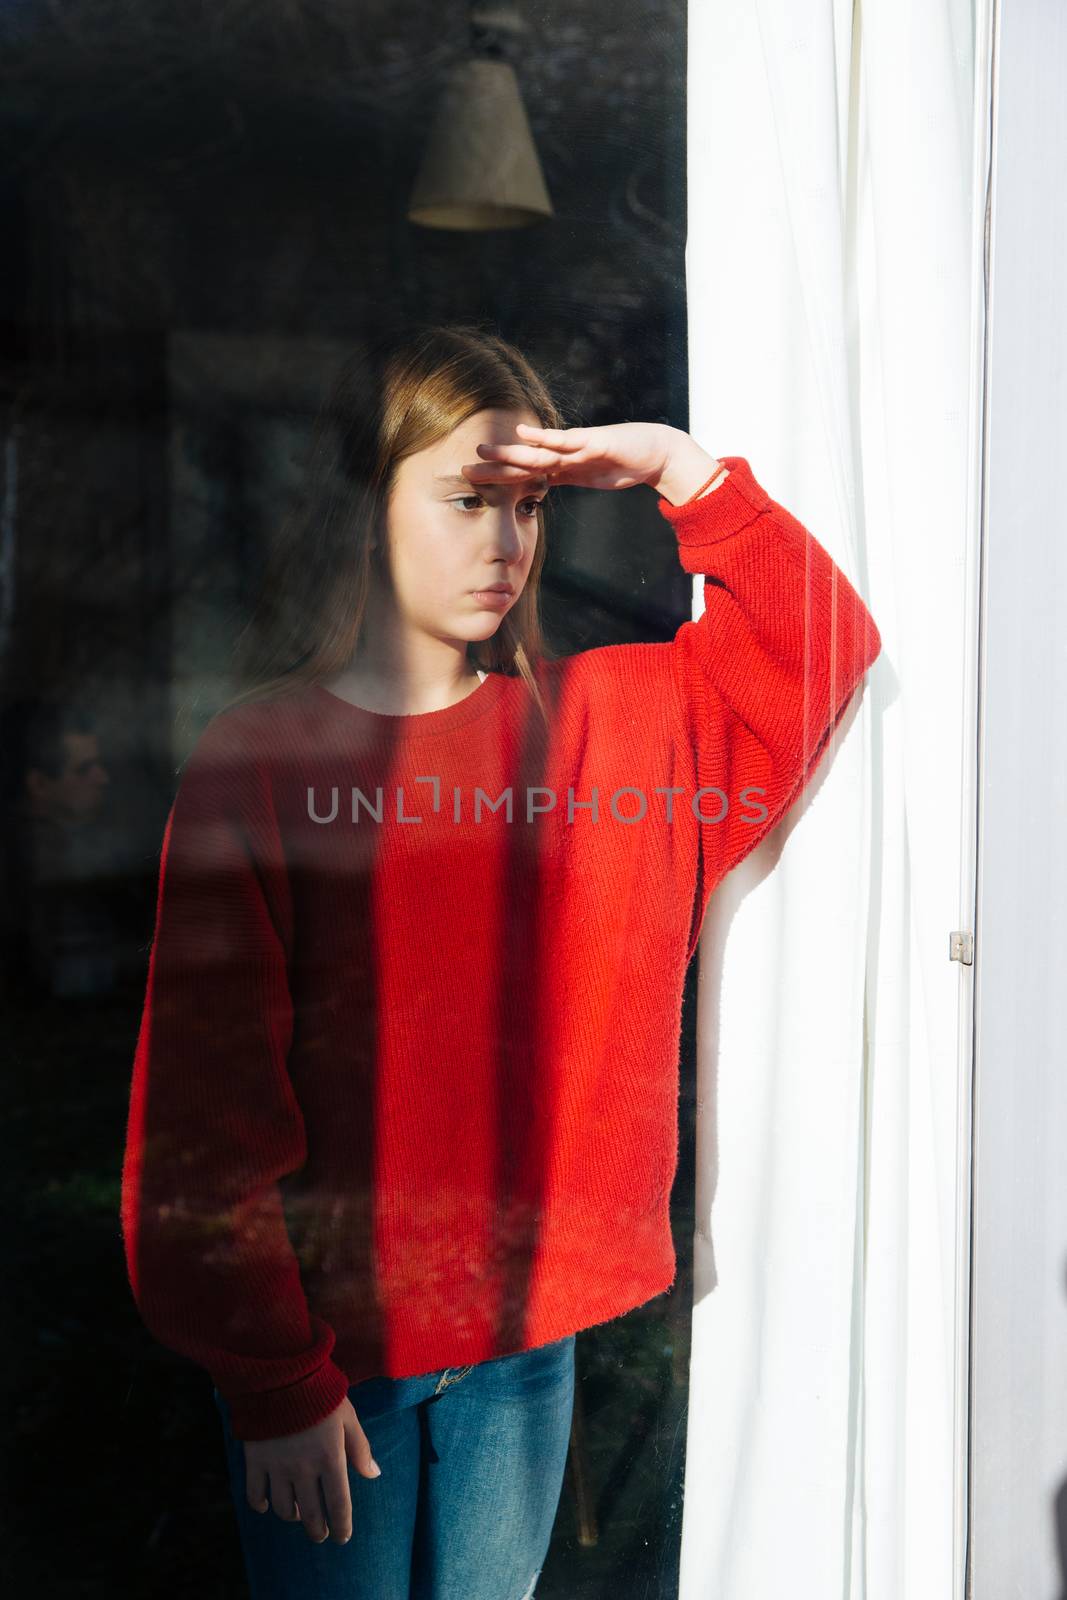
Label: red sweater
xmin=121 ymin=457 xmax=881 ymax=1441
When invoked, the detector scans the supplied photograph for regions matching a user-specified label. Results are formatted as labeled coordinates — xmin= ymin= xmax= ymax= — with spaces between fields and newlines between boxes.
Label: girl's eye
xmin=450 ymin=496 xmax=545 ymax=517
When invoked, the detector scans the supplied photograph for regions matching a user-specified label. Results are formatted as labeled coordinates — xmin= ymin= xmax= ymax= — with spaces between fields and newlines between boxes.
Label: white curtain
xmin=679 ymin=2 xmax=983 ymax=1596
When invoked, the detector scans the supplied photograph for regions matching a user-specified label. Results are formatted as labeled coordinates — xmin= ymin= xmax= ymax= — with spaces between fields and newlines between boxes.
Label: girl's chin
xmin=462 ymin=610 xmax=508 ymax=635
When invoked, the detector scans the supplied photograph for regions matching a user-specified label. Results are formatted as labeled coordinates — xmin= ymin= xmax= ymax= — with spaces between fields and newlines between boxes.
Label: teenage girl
xmin=121 ymin=323 xmax=880 ymax=1600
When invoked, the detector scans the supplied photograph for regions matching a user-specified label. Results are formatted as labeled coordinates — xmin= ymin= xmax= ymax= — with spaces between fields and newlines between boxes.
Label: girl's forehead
xmin=436 ymin=407 xmax=540 ymax=452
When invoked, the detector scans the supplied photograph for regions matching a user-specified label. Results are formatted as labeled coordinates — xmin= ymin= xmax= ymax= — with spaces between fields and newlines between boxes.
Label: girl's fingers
xmin=462 ymin=461 xmax=553 ymax=483
xmin=463 ymin=448 xmax=572 ymax=476
xmin=474 ymin=442 xmax=577 ymax=469
xmin=464 ymin=429 xmax=602 ymax=483
xmin=245 ymin=1461 xmax=270 ymax=1514
xmin=514 ymin=423 xmax=587 ymax=451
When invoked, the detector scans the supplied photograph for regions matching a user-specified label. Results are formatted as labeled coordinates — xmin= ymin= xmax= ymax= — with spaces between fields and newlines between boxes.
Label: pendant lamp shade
xmin=408 ymin=59 xmax=553 ymax=230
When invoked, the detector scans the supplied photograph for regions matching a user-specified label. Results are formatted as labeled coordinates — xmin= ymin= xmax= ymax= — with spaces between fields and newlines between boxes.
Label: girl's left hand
xmin=462 ymin=422 xmax=722 ymax=506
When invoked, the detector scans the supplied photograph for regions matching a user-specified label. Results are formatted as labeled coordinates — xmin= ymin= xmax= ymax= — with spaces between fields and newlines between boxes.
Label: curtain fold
xmin=680 ymin=3 xmax=981 ymax=1595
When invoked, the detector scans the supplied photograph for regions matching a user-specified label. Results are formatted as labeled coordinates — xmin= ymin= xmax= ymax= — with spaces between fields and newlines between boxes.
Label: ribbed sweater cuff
xmin=656 ymin=455 xmax=771 ymax=542
xmin=222 ymin=1357 xmax=352 ymax=1442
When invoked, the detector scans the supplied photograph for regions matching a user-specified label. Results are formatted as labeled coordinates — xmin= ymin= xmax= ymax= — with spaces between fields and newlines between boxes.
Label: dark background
xmin=0 ymin=2 xmax=699 ymax=1594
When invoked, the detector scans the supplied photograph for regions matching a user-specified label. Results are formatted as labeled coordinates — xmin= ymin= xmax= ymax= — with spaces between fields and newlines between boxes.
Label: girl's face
xmin=380 ymin=408 xmax=547 ymax=646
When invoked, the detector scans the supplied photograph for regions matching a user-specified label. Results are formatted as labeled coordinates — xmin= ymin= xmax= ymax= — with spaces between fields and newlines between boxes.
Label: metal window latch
xmin=949 ymin=931 xmax=974 ymax=965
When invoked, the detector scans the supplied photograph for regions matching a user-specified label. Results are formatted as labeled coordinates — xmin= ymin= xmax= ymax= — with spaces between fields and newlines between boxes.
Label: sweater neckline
xmin=310 ymin=668 xmax=508 ymax=740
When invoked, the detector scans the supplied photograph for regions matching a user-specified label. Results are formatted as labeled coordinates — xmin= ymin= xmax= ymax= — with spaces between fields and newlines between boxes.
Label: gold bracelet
xmin=683 ymin=461 xmax=729 ymax=504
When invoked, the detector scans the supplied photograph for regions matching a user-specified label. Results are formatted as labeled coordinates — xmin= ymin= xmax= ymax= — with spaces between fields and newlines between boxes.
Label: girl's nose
xmin=485 ymin=510 xmax=526 ymax=559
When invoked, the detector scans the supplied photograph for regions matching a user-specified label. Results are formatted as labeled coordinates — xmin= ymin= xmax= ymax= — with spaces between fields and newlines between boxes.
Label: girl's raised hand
xmin=462 ymin=421 xmax=722 ymax=505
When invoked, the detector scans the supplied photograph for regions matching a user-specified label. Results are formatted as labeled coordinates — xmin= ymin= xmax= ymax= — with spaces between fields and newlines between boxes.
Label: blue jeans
xmin=212 ymin=1333 xmax=576 ymax=1600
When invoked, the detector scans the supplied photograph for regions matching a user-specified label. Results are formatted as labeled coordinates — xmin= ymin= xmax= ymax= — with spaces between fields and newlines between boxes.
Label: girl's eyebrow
xmin=433 ymin=473 xmax=549 ymax=492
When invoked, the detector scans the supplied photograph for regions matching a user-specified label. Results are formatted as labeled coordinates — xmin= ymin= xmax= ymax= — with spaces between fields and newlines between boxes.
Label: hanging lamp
xmin=407 ymin=3 xmax=553 ymax=231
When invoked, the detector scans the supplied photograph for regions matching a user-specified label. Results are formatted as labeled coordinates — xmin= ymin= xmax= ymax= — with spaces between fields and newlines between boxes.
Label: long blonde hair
xmin=222 ymin=323 xmax=565 ymax=724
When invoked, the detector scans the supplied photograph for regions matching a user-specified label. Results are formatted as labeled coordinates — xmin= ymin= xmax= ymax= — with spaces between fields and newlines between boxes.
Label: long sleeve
xmin=120 ymin=712 xmax=351 ymax=1441
xmin=658 ymin=456 xmax=882 ymax=958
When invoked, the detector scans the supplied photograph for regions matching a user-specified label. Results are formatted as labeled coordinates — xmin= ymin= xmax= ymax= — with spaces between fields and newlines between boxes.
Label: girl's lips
xmin=471 ymin=589 xmax=513 ymax=608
